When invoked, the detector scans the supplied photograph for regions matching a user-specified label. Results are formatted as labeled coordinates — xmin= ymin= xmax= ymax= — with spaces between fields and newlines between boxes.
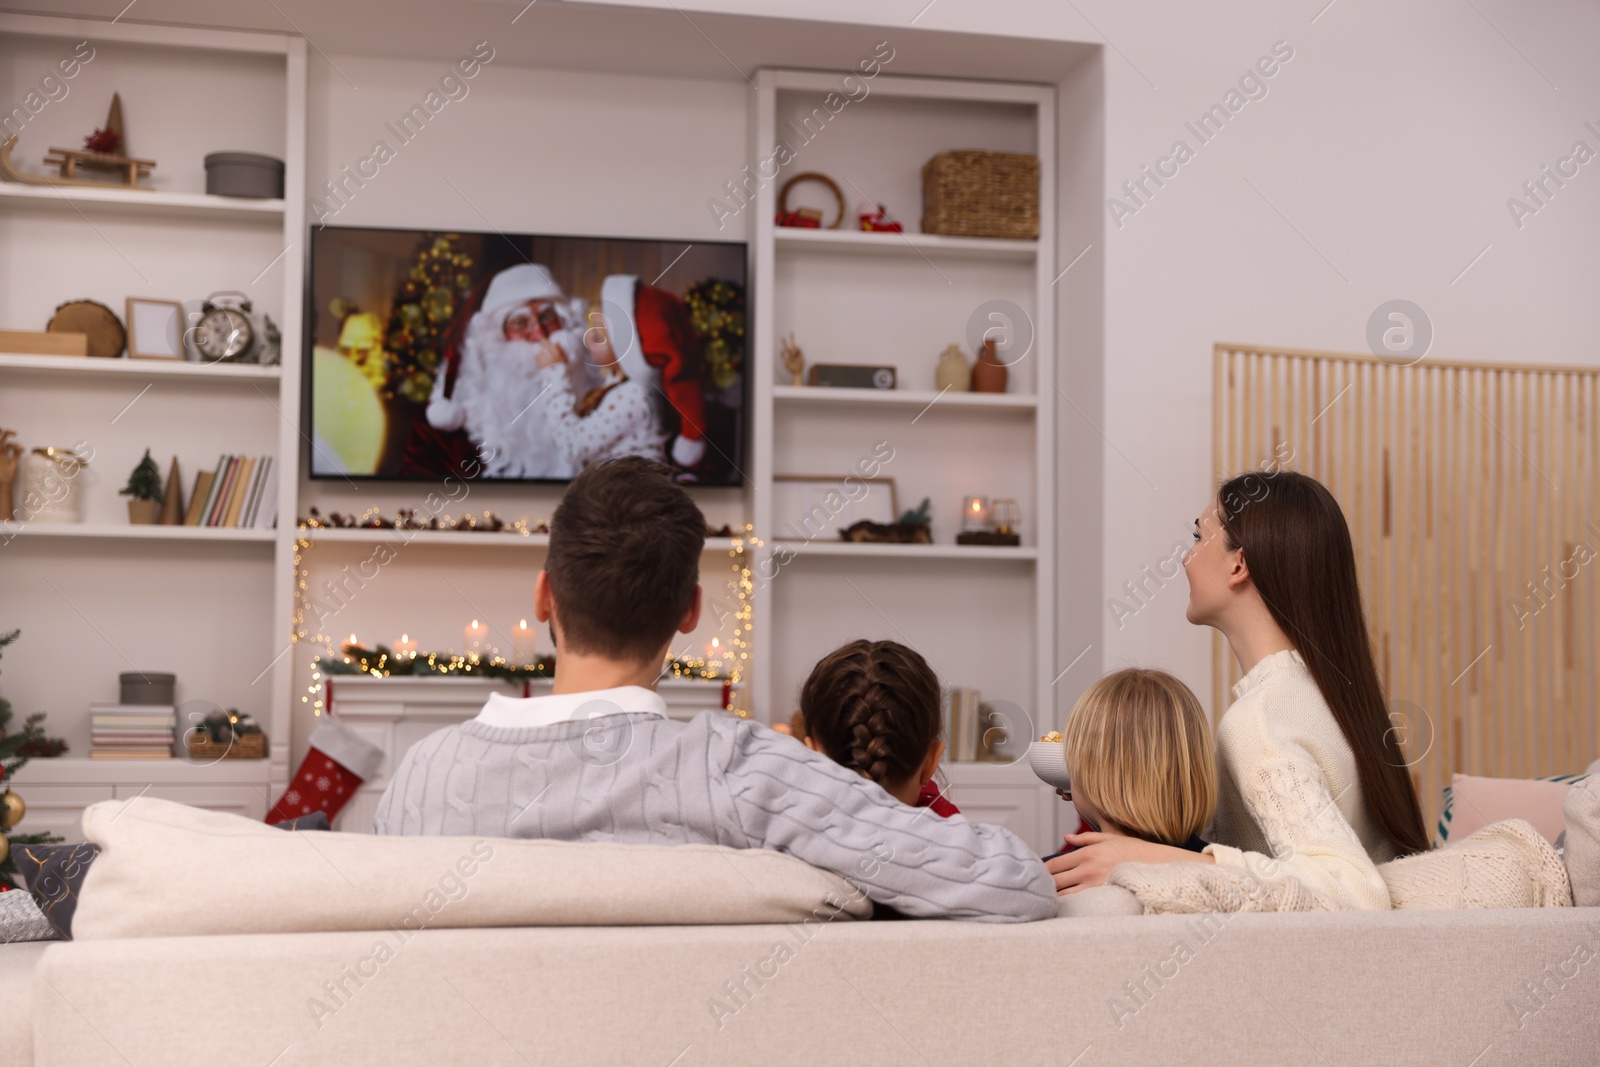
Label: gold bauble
xmin=0 ymin=833 xmax=8 ymax=864
xmin=0 ymin=790 xmax=24 ymax=831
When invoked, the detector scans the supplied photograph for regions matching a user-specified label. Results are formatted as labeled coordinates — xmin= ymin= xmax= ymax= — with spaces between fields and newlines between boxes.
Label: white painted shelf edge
xmin=773 ymin=226 xmax=1037 ymax=260
xmin=773 ymin=385 xmax=1037 ymax=410
xmin=301 ymin=528 xmax=740 ymax=551
xmin=0 ymin=181 xmax=285 ymax=219
xmin=0 ymin=352 xmax=282 ymax=381
xmin=2 ymin=523 xmax=276 ymax=542
xmin=772 ymin=539 xmax=1037 ymax=561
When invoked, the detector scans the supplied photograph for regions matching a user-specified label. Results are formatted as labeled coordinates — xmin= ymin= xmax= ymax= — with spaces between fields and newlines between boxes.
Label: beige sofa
xmin=4 ymin=799 xmax=1598 ymax=1066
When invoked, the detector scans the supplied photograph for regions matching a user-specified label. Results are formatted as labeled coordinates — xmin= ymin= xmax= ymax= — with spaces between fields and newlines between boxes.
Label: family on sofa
xmin=372 ymin=456 xmax=1596 ymax=920
xmin=5 ymin=454 xmax=1589 ymax=942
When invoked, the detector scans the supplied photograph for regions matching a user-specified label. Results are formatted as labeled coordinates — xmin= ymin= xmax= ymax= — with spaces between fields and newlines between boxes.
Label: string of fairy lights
xmin=292 ymin=514 xmax=760 ymax=718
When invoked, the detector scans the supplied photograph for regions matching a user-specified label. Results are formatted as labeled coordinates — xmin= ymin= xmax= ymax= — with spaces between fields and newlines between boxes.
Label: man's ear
xmin=533 ymin=570 xmax=555 ymax=623
xmin=678 ymin=584 xmax=703 ymax=634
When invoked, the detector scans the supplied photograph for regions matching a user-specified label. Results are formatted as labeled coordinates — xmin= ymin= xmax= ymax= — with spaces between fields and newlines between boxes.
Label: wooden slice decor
xmin=48 ymin=299 xmax=126 ymax=358
xmin=777 ymin=171 xmax=846 ymax=230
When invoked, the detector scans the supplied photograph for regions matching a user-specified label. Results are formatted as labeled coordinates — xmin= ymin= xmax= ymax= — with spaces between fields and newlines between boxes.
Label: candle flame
xmin=519 ymin=618 xmax=528 ymax=629
xmin=401 ymin=633 xmax=410 ymax=642
xmin=470 ymin=619 xmax=480 ymax=629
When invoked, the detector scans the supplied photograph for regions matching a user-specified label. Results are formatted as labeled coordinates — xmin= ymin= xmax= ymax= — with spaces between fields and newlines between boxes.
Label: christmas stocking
xmin=265 ymin=719 xmax=383 ymax=826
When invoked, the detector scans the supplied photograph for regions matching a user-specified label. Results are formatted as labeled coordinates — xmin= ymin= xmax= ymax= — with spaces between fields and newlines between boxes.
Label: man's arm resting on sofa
xmin=721 ymin=722 xmax=1058 ymax=922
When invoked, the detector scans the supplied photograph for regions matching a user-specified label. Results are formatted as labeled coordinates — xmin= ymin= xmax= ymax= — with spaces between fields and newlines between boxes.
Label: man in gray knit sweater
xmin=375 ymin=457 xmax=1055 ymax=922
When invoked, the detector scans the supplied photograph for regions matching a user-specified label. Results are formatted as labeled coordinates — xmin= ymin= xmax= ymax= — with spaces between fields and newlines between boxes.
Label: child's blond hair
xmin=1062 ymin=668 xmax=1216 ymax=845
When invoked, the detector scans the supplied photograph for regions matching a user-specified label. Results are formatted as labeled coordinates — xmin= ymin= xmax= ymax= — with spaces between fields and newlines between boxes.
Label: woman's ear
xmin=1226 ymin=548 xmax=1252 ymax=590
xmin=802 ymin=736 xmax=821 ymax=754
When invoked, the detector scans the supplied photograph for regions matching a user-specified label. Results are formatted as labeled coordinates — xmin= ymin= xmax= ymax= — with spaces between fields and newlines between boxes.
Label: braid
xmin=799 ymin=640 xmax=941 ymax=791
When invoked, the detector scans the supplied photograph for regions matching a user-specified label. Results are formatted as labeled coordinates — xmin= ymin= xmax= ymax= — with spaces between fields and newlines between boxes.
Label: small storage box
xmin=205 ymin=152 xmax=285 ymax=199
xmin=120 ymin=671 xmax=175 ymax=706
xmin=921 ymin=150 xmax=1040 ymax=240
xmin=187 ymin=733 xmax=268 ymax=760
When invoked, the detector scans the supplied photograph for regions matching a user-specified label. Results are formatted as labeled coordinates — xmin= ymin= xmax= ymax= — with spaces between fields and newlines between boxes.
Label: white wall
xmin=589 ymin=0 xmax=1600 ymax=711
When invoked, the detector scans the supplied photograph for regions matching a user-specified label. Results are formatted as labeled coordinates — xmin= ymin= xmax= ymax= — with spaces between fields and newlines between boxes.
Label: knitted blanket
xmin=1107 ymin=818 xmax=1571 ymax=914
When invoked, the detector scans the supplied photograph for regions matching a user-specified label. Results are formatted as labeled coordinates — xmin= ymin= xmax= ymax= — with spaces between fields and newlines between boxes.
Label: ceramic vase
xmin=971 ymin=338 xmax=1008 ymax=393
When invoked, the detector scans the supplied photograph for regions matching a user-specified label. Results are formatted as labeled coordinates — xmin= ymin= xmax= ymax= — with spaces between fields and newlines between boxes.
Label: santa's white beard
xmin=450 ymin=318 xmax=586 ymax=479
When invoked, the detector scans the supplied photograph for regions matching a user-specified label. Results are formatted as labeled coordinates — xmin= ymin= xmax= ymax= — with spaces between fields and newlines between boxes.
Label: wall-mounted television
xmin=307 ymin=226 xmax=747 ymax=485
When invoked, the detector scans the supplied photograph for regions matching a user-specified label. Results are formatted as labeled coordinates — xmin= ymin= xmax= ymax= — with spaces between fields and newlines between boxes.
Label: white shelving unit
xmin=751 ymin=69 xmax=1058 ymax=850
xmin=0 ymin=352 xmax=282 ymax=382
xmin=1 ymin=12 xmax=306 ymax=830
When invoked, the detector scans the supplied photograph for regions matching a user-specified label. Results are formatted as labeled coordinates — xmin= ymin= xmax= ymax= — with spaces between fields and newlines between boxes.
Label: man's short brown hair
xmin=545 ymin=457 xmax=706 ymax=663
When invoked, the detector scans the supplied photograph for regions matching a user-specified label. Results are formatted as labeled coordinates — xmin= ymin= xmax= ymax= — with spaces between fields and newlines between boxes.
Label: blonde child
xmin=1045 ymin=669 xmax=1217 ymax=874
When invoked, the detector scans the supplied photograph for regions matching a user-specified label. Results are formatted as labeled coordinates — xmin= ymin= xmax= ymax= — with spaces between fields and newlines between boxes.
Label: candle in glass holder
xmin=393 ymin=633 xmax=418 ymax=659
xmin=961 ymin=495 xmax=991 ymax=531
xmin=463 ymin=619 xmax=487 ymax=657
xmin=512 ymin=619 xmax=538 ymax=665
xmin=991 ymin=498 xmax=1021 ymax=536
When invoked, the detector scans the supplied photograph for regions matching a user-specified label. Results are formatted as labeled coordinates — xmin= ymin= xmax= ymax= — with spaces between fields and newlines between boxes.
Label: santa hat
xmin=601 ymin=274 xmax=707 ymax=468
xmin=427 ymin=264 xmax=565 ymax=432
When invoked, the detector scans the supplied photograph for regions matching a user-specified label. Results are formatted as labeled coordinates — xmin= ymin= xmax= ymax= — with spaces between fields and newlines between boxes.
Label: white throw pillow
xmin=72 ymin=797 xmax=871 ymax=940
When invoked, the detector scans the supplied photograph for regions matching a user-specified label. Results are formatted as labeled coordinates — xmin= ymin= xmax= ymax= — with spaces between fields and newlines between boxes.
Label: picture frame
xmin=124 ymin=298 xmax=185 ymax=360
xmin=771 ymin=474 xmax=898 ymax=541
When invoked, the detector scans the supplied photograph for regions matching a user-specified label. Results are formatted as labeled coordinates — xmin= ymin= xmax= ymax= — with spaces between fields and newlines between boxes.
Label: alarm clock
xmin=193 ymin=291 xmax=255 ymax=363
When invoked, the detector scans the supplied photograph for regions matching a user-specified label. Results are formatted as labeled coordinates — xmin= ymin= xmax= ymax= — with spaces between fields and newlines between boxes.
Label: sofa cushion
xmin=72 ymin=797 xmax=870 ymax=940
xmin=12 ymin=842 xmax=99 ymax=939
xmin=1564 ymin=774 xmax=1600 ymax=907
xmin=1437 ymin=773 xmax=1581 ymax=844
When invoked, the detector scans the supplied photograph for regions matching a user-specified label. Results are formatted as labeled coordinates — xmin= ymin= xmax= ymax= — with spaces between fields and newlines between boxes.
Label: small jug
xmin=934 ymin=344 xmax=970 ymax=392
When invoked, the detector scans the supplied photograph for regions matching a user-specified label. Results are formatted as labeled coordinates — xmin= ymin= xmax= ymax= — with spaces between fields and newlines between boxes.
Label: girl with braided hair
xmin=796 ymin=639 xmax=959 ymax=818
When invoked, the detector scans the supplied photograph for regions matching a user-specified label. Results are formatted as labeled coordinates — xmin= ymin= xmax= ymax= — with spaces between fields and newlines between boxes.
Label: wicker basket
xmin=187 ymin=733 xmax=268 ymax=760
xmin=920 ymin=151 xmax=1040 ymax=240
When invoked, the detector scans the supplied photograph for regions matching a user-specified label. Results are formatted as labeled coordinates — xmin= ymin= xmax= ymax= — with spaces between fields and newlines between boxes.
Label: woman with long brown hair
xmin=1050 ymin=470 xmax=1429 ymax=907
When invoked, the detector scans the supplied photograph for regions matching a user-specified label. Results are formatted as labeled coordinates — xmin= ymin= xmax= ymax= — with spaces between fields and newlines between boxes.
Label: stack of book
xmin=183 ymin=454 xmax=277 ymax=528
xmin=89 ymin=703 xmax=177 ymax=759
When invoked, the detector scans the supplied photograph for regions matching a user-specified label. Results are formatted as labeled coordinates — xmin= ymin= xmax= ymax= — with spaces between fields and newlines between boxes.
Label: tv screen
xmin=307 ymin=226 xmax=747 ymax=484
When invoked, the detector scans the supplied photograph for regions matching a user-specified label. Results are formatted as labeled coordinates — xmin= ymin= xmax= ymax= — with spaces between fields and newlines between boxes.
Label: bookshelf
xmin=0 ymin=12 xmax=306 ymax=822
xmin=751 ymin=69 xmax=1058 ymax=849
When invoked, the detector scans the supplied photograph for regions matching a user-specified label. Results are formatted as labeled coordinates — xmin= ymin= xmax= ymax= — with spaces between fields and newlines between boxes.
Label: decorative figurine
xmin=779 ymin=333 xmax=805 ymax=387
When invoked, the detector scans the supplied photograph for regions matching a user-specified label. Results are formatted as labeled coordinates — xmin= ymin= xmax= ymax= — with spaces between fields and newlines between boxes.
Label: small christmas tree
xmin=0 ymin=630 xmax=68 ymax=889
xmin=119 ymin=448 xmax=163 ymax=503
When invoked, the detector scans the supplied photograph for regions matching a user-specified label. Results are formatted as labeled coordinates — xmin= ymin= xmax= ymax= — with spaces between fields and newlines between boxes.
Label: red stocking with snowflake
xmin=265 ymin=719 xmax=383 ymax=826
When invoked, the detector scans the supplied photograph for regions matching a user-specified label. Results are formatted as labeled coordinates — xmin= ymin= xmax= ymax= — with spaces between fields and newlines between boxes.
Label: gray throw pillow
xmin=1562 ymin=775 xmax=1599 ymax=907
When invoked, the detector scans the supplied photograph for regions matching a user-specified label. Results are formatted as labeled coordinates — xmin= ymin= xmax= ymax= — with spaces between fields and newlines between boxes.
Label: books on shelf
xmin=943 ymin=687 xmax=983 ymax=762
xmin=184 ymin=454 xmax=277 ymax=529
xmin=89 ymin=703 xmax=176 ymax=759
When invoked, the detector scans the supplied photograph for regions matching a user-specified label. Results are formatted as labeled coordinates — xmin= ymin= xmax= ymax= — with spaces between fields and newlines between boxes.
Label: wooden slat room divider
xmin=1213 ymin=342 xmax=1600 ymax=826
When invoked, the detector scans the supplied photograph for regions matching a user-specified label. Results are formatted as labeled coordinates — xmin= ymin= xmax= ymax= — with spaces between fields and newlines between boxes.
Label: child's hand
xmin=1047 ymin=833 xmax=1213 ymax=894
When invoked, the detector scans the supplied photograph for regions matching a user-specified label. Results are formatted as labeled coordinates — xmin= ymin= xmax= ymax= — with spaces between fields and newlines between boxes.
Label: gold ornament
xmin=0 ymin=789 xmax=24 ymax=831
xmin=0 ymin=832 xmax=8 ymax=865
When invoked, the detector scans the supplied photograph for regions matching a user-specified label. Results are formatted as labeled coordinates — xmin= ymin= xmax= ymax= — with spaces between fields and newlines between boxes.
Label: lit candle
xmin=463 ymin=619 xmax=486 ymax=657
xmin=961 ymin=495 xmax=992 ymax=531
xmin=393 ymin=633 xmax=418 ymax=659
xmin=704 ymin=637 xmax=723 ymax=673
xmin=512 ymin=618 xmax=538 ymax=665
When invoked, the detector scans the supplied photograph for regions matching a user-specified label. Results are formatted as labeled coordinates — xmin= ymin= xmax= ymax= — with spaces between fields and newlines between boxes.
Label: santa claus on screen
xmin=424 ymin=263 xmax=590 ymax=480
xmin=531 ymin=273 xmax=708 ymax=474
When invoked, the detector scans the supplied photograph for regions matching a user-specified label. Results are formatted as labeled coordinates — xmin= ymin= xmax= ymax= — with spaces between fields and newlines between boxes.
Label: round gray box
xmin=204 ymin=152 xmax=285 ymax=199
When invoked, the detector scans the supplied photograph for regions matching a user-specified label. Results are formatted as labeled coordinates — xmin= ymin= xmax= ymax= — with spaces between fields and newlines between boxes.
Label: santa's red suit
xmin=597 ymin=274 xmax=707 ymax=469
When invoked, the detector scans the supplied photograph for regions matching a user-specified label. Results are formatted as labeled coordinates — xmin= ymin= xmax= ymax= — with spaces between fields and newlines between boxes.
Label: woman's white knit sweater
xmin=1204 ymin=648 xmax=1399 ymax=910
